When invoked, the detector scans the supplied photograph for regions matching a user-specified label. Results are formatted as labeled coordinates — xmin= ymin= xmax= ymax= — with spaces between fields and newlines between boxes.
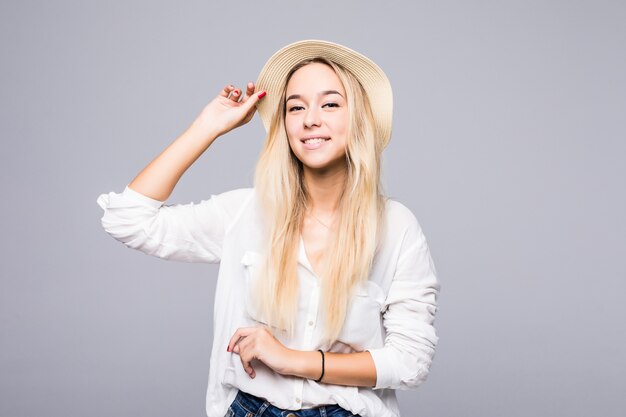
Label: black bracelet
xmin=315 ymin=349 xmax=325 ymax=382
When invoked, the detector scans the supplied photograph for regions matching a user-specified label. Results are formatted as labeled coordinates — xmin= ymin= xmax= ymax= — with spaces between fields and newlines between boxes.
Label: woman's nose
xmin=303 ymin=107 xmax=321 ymax=128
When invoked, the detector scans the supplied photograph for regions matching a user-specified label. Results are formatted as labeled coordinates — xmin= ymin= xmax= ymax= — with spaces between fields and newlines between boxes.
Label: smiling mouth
xmin=301 ymin=137 xmax=331 ymax=144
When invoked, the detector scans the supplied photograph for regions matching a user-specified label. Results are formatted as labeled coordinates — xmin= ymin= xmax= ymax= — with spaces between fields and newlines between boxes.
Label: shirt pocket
xmin=240 ymin=250 xmax=269 ymax=325
xmin=336 ymin=280 xmax=386 ymax=350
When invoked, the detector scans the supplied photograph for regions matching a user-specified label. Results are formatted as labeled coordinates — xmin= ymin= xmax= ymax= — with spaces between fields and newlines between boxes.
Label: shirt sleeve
xmin=366 ymin=214 xmax=440 ymax=390
xmin=96 ymin=185 xmax=253 ymax=264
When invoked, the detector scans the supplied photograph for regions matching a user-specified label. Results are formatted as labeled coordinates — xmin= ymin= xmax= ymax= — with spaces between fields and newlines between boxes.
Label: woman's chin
xmin=300 ymin=159 xmax=348 ymax=175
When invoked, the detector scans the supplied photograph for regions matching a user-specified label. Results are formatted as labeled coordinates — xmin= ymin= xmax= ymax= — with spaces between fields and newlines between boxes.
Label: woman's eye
xmin=288 ymin=103 xmax=339 ymax=112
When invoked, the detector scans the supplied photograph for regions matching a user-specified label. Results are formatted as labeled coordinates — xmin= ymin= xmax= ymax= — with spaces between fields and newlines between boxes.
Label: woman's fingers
xmin=227 ymin=327 xmax=258 ymax=378
xmin=243 ymin=360 xmax=256 ymax=378
xmin=227 ymin=327 xmax=253 ymax=352
xmin=218 ymin=84 xmax=241 ymax=103
xmin=224 ymin=82 xmax=255 ymax=102
xmin=239 ymin=87 xmax=266 ymax=117
xmin=217 ymin=82 xmax=264 ymax=111
xmin=236 ymin=338 xmax=256 ymax=378
xmin=219 ymin=84 xmax=234 ymax=98
xmin=229 ymin=88 xmax=241 ymax=102
xmin=244 ymin=82 xmax=255 ymax=99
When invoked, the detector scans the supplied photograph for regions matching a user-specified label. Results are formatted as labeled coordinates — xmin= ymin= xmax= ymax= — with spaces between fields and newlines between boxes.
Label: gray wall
xmin=1 ymin=1 xmax=624 ymax=416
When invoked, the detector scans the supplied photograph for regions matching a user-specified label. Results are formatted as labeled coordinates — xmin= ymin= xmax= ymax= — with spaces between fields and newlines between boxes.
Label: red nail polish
xmin=234 ymin=89 xmax=239 ymax=95
xmin=226 ymin=346 xmax=229 ymax=352
xmin=258 ymin=91 xmax=266 ymax=99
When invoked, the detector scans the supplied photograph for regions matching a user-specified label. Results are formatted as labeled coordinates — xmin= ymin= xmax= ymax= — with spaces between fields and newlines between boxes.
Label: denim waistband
xmin=234 ymin=389 xmax=356 ymax=417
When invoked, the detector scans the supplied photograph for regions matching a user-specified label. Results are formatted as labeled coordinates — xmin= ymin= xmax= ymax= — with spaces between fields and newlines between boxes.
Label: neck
xmin=302 ymin=165 xmax=346 ymax=214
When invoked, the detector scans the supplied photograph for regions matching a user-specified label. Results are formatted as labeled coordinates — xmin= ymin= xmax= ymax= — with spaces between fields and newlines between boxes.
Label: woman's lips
xmin=301 ymin=136 xmax=331 ymax=150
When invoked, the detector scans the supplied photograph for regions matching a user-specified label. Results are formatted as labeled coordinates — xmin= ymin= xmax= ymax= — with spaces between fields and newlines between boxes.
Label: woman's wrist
xmin=281 ymin=350 xmax=377 ymax=387
xmin=187 ymin=118 xmax=223 ymax=145
xmin=283 ymin=349 xmax=323 ymax=380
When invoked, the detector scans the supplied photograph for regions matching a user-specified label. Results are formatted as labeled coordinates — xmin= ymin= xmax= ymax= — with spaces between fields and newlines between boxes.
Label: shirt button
xmin=308 ymin=320 xmax=314 ymax=326
xmin=296 ymin=397 xmax=301 ymax=403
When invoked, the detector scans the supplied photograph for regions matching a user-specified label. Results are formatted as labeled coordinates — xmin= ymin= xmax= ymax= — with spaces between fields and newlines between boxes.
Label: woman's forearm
xmin=127 ymin=121 xmax=220 ymax=202
xmin=286 ymin=349 xmax=377 ymax=387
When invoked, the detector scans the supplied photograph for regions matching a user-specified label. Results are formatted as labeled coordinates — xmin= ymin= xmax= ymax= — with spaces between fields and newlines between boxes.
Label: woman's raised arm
xmin=128 ymin=82 xmax=266 ymax=201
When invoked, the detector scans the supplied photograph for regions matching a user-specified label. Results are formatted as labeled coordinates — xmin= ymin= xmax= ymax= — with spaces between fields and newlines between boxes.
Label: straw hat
xmin=255 ymin=39 xmax=393 ymax=148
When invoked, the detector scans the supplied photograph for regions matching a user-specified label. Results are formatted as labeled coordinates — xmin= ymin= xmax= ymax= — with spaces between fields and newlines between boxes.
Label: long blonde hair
xmin=252 ymin=58 xmax=387 ymax=345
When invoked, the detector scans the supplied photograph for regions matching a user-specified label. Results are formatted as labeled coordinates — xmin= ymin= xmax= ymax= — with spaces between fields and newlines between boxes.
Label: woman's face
xmin=284 ymin=62 xmax=349 ymax=174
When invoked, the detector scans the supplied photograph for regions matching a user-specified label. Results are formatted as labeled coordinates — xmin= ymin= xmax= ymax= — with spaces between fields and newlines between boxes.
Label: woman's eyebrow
xmin=286 ymin=90 xmax=344 ymax=102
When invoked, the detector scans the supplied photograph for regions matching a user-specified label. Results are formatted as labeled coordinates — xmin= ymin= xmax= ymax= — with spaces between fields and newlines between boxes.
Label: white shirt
xmin=97 ymin=185 xmax=440 ymax=417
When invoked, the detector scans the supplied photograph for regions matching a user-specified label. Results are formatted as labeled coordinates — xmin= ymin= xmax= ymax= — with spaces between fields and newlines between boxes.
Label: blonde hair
xmin=252 ymin=58 xmax=387 ymax=345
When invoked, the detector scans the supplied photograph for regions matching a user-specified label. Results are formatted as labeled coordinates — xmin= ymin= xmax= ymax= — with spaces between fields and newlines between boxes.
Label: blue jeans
xmin=225 ymin=390 xmax=361 ymax=417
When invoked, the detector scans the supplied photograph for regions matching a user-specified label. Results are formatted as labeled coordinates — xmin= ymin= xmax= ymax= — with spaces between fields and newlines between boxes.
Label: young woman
xmin=97 ymin=40 xmax=440 ymax=417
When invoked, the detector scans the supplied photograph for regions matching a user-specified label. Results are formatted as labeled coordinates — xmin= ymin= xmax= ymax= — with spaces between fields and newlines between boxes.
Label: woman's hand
xmin=227 ymin=326 xmax=292 ymax=378
xmin=191 ymin=82 xmax=266 ymax=140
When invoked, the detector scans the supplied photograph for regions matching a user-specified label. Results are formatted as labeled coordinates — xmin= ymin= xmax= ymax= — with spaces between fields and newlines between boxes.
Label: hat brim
xmin=255 ymin=39 xmax=393 ymax=148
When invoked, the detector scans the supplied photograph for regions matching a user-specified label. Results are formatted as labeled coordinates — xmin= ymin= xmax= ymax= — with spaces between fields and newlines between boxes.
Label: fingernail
xmin=258 ymin=91 xmax=266 ymax=99
xmin=226 ymin=346 xmax=229 ymax=352
xmin=233 ymin=89 xmax=239 ymax=95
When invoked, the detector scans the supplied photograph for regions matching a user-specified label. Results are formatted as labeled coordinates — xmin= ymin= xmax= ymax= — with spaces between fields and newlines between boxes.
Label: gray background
xmin=1 ymin=1 xmax=624 ymax=416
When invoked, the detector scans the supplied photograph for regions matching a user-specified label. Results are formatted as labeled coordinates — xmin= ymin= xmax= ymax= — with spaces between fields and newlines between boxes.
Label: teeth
xmin=304 ymin=138 xmax=328 ymax=144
